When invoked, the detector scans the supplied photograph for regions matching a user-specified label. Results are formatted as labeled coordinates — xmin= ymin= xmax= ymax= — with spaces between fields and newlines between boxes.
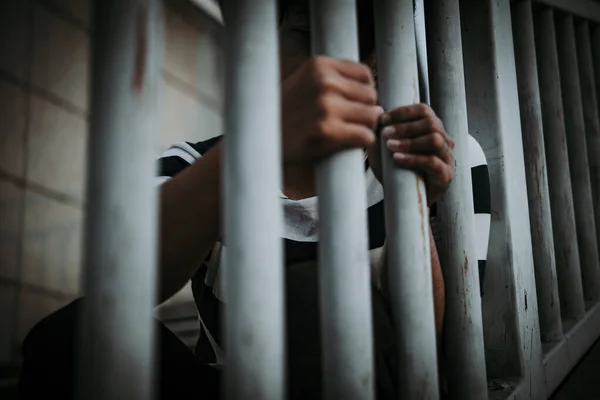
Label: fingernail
xmin=393 ymin=152 xmax=407 ymax=160
xmin=386 ymin=139 xmax=400 ymax=150
xmin=381 ymin=126 xmax=395 ymax=138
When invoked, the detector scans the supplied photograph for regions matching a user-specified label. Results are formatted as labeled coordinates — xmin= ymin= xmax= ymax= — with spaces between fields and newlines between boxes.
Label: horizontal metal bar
xmin=543 ymin=302 xmax=600 ymax=397
xmin=532 ymin=0 xmax=600 ymax=24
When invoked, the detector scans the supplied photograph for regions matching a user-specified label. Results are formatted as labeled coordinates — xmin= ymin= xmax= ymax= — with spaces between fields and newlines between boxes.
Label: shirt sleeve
xmin=155 ymin=135 xmax=223 ymax=186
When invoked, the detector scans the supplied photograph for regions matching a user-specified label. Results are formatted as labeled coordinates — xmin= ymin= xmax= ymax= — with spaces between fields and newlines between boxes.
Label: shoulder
xmin=158 ymin=135 xmax=223 ymax=180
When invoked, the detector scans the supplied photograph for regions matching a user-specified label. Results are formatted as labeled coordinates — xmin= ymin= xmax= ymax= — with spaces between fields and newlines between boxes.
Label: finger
xmin=319 ymin=121 xmax=377 ymax=156
xmin=321 ymin=75 xmax=378 ymax=105
xmin=385 ymin=132 xmax=451 ymax=159
xmin=331 ymin=58 xmax=375 ymax=86
xmin=338 ymin=100 xmax=384 ymax=128
xmin=392 ymin=153 xmax=453 ymax=186
xmin=380 ymin=116 xmax=447 ymax=141
xmin=381 ymin=103 xmax=435 ymax=124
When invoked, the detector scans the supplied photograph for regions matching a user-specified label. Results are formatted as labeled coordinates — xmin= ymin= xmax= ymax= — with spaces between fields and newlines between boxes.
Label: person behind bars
xmin=18 ymin=1 xmax=491 ymax=399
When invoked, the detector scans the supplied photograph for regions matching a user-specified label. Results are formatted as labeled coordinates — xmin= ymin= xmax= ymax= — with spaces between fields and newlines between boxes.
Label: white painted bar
xmin=534 ymin=9 xmax=585 ymax=321
xmin=77 ymin=1 xmax=162 ymax=399
xmin=512 ymin=0 xmax=563 ymax=342
xmin=461 ymin=0 xmax=545 ymax=397
xmin=576 ymin=21 xmax=600 ymax=288
xmin=424 ymin=0 xmax=488 ymax=398
xmin=555 ymin=14 xmax=600 ymax=305
xmin=593 ymin=26 xmax=600 ymax=128
xmin=373 ymin=0 xmax=439 ymax=398
xmin=309 ymin=1 xmax=375 ymax=398
xmin=220 ymin=1 xmax=285 ymax=399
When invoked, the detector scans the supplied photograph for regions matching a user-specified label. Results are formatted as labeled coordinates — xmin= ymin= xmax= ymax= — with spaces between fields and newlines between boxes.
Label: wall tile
xmin=160 ymin=80 xmax=222 ymax=150
xmin=0 ymin=80 xmax=27 ymax=178
xmin=27 ymin=95 xmax=87 ymax=201
xmin=0 ymin=180 xmax=24 ymax=281
xmin=21 ymin=191 xmax=83 ymax=295
xmin=163 ymin=7 xmax=222 ymax=103
xmin=42 ymin=0 xmax=91 ymax=26
xmin=0 ymin=0 xmax=30 ymax=80
xmin=32 ymin=6 xmax=89 ymax=110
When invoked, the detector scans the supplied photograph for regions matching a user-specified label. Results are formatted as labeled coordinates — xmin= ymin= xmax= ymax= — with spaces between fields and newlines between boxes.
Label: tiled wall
xmin=0 ymin=0 xmax=223 ymax=364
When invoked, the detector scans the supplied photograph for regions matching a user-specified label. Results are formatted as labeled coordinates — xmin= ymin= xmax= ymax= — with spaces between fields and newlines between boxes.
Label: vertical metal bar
xmin=534 ymin=9 xmax=585 ymax=320
xmin=220 ymin=1 xmax=285 ymax=399
xmin=512 ymin=0 xmax=563 ymax=342
xmin=77 ymin=1 xmax=162 ymax=399
xmin=424 ymin=1 xmax=488 ymax=398
xmin=576 ymin=21 xmax=600 ymax=298
xmin=373 ymin=0 xmax=439 ymax=398
xmin=461 ymin=0 xmax=546 ymax=396
xmin=309 ymin=1 xmax=375 ymax=399
xmin=556 ymin=14 xmax=600 ymax=306
xmin=592 ymin=26 xmax=600 ymax=131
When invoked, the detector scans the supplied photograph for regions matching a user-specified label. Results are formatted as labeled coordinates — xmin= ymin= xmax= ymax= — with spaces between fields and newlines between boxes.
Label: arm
xmin=429 ymin=217 xmax=445 ymax=342
xmin=368 ymin=143 xmax=446 ymax=340
xmin=158 ymin=142 xmax=222 ymax=303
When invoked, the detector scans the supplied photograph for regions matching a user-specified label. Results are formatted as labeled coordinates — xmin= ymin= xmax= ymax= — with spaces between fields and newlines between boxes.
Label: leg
xmin=18 ymin=298 xmax=220 ymax=399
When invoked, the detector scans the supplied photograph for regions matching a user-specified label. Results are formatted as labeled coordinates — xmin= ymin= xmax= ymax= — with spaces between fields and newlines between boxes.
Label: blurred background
xmin=0 ymin=0 xmax=223 ymax=393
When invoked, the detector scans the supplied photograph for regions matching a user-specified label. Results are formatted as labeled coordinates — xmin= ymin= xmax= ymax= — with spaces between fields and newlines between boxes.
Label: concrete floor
xmin=550 ymin=338 xmax=600 ymax=400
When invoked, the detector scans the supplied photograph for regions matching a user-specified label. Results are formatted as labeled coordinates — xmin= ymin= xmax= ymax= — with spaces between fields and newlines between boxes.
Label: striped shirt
xmin=157 ymin=134 xmax=491 ymax=367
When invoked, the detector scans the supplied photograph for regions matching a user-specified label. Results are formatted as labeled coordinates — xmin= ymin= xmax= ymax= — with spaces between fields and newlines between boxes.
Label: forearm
xmin=158 ymin=142 xmax=222 ymax=303
xmin=429 ymin=221 xmax=445 ymax=343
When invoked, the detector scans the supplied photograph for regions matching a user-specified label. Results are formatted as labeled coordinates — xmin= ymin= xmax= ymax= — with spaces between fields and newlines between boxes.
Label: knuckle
xmin=311 ymin=55 xmax=328 ymax=68
xmin=418 ymin=103 xmax=432 ymax=117
xmin=423 ymin=117 xmax=436 ymax=131
xmin=318 ymin=76 xmax=339 ymax=92
xmin=357 ymin=63 xmax=373 ymax=80
xmin=430 ymin=132 xmax=445 ymax=150
xmin=368 ymin=106 xmax=382 ymax=126
xmin=365 ymin=87 xmax=378 ymax=104
xmin=316 ymin=93 xmax=336 ymax=116
xmin=316 ymin=118 xmax=336 ymax=139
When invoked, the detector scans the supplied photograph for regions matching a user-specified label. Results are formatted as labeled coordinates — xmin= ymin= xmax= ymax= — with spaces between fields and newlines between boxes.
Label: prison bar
xmin=220 ymin=1 xmax=286 ymax=399
xmin=373 ymin=0 xmax=439 ymax=398
xmin=555 ymin=14 xmax=600 ymax=304
xmin=77 ymin=0 xmax=162 ymax=399
xmin=461 ymin=0 xmax=546 ymax=396
xmin=576 ymin=21 xmax=600 ymax=274
xmin=593 ymin=27 xmax=600 ymax=127
xmin=422 ymin=0 xmax=489 ymax=398
xmin=512 ymin=0 xmax=563 ymax=342
xmin=534 ymin=9 xmax=586 ymax=321
xmin=309 ymin=1 xmax=375 ymax=398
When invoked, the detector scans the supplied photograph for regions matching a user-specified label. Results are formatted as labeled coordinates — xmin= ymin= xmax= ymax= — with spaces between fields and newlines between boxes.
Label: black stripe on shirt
xmin=472 ymin=164 xmax=491 ymax=214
